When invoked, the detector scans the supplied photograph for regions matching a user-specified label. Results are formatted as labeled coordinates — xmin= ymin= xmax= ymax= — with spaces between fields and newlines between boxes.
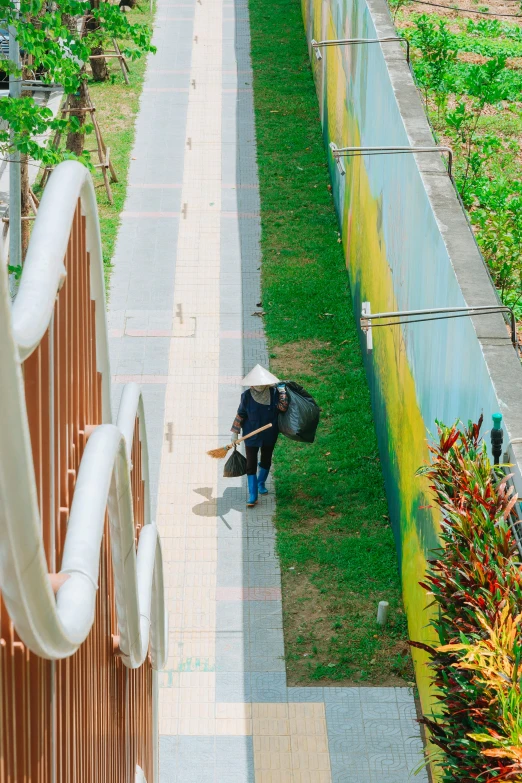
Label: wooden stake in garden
xmin=40 ymin=84 xmax=118 ymax=203
xmin=90 ymin=39 xmax=130 ymax=85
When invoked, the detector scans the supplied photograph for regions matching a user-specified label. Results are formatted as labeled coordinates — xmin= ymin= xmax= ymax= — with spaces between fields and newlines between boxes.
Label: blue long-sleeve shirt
xmin=231 ymin=387 xmax=288 ymax=446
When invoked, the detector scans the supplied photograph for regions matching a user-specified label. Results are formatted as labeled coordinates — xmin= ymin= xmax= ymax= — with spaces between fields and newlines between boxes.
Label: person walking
xmin=231 ymin=364 xmax=289 ymax=507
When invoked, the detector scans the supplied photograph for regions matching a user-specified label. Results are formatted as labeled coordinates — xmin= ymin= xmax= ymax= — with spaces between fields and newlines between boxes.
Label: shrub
xmin=413 ymin=417 xmax=522 ymax=782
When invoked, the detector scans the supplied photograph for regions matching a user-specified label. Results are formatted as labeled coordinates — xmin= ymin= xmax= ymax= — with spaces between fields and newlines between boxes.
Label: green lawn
xmin=248 ymin=0 xmax=412 ymax=684
xmin=41 ymin=6 xmax=154 ymax=284
xmin=88 ymin=9 xmax=152 ymax=281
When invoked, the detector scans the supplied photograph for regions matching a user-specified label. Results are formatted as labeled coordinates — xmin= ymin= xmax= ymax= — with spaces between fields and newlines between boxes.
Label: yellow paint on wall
xmin=345 ymin=132 xmax=438 ymax=709
xmin=307 ymin=7 xmax=443 ymax=773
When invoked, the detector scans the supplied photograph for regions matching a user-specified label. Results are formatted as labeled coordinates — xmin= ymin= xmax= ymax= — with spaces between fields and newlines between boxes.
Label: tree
xmin=0 ymin=0 xmax=155 ymax=180
xmin=87 ymin=0 xmax=110 ymax=83
xmin=0 ymin=0 xmax=154 ymax=266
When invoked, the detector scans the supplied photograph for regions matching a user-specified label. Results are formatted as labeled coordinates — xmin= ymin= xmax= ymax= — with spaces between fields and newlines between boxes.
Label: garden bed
xmin=392 ymin=0 xmax=522 ymax=325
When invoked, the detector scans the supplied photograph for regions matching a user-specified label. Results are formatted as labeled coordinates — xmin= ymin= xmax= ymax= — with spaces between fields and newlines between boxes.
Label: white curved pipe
xmin=11 ymin=160 xmax=111 ymax=421
xmin=118 ymin=382 xmax=141 ymax=459
xmin=115 ymin=382 xmax=166 ymax=666
xmin=118 ymin=382 xmax=151 ymax=527
xmin=57 ymin=425 xmax=120 ymax=645
xmin=0 ymin=161 xmax=167 ymax=670
xmin=55 ymin=423 xmax=167 ymax=668
xmin=0 ymin=244 xmax=61 ymax=656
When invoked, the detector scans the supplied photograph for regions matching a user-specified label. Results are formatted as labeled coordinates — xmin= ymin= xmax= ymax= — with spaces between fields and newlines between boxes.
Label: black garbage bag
xmin=278 ymin=381 xmax=320 ymax=443
xmin=223 ymin=445 xmax=247 ymax=477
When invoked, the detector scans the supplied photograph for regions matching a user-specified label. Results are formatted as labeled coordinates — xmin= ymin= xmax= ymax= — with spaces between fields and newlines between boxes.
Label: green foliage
xmin=464 ymin=54 xmax=506 ymax=104
xmin=414 ymin=418 xmax=522 ymax=782
xmin=402 ymin=10 xmax=522 ymax=320
xmin=454 ymin=31 xmax=522 ymax=59
xmin=0 ymin=94 xmax=89 ymax=166
xmin=7 ymin=262 xmax=22 ymax=278
xmin=445 ymin=59 xmax=522 ymax=103
xmin=0 ymin=0 xmax=154 ymax=163
xmin=474 ymin=195 xmax=522 ymax=301
xmin=466 ymin=18 xmax=522 ymax=42
xmin=391 ymin=651 xmax=411 ymax=678
xmin=409 ymin=15 xmax=458 ymax=110
xmin=445 ymin=54 xmax=505 ymax=193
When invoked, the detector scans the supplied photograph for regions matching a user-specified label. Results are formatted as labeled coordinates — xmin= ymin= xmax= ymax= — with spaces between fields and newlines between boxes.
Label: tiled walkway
xmin=108 ymin=0 xmax=429 ymax=780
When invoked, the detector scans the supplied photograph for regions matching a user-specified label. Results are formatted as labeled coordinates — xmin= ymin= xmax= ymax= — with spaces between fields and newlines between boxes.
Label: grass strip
xmin=86 ymin=5 xmax=153 ymax=278
xmin=248 ymin=0 xmax=412 ymax=684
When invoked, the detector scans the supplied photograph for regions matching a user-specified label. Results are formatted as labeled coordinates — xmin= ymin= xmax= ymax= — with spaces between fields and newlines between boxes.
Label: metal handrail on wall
xmin=311 ymin=36 xmax=410 ymax=63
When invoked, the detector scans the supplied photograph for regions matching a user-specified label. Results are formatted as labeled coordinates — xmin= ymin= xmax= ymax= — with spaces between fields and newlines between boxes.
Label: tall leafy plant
xmin=474 ymin=195 xmax=522 ymax=308
xmin=409 ymin=15 xmax=458 ymax=115
xmin=446 ymin=56 xmax=506 ymax=196
xmin=0 ymin=0 xmax=154 ymax=266
xmin=413 ymin=418 xmax=522 ymax=782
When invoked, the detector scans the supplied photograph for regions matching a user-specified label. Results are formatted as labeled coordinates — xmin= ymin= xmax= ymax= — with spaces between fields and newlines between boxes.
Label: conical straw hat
xmin=242 ymin=364 xmax=280 ymax=386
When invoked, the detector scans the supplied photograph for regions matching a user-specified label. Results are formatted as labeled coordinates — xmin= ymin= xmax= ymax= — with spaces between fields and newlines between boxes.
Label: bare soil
xmin=270 ymin=339 xmax=331 ymax=379
xmin=283 ymin=573 xmax=412 ymax=687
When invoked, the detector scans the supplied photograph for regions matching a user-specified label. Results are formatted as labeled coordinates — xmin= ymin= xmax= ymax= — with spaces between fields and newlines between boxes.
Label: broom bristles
xmin=207 ymin=444 xmax=230 ymax=459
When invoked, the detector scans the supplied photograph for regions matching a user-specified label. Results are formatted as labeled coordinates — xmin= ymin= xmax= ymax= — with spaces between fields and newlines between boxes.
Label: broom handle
xmin=234 ymin=423 xmax=272 ymax=446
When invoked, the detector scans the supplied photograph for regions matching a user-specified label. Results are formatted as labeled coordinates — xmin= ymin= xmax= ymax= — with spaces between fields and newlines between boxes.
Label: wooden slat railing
xmin=0 ymin=163 xmax=165 ymax=782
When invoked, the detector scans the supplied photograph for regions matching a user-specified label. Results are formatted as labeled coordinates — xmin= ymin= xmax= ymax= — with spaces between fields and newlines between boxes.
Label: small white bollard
xmin=377 ymin=601 xmax=389 ymax=626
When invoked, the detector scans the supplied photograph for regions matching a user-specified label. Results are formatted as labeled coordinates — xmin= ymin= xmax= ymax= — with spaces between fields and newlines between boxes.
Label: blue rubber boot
xmin=257 ymin=465 xmax=270 ymax=495
xmin=247 ymin=474 xmax=258 ymax=507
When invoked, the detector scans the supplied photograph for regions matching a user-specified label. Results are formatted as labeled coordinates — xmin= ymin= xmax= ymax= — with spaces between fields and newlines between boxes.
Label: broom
xmin=207 ymin=423 xmax=273 ymax=459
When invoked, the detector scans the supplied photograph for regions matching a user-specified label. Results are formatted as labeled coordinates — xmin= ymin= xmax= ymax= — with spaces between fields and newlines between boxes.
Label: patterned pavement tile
xmin=216 ymin=672 xmax=252 ymax=703
xmin=251 ymin=673 xmax=288 ymax=703
xmin=360 ymin=701 xmax=401 ymax=721
xmin=323 ymin=688 xmax=362 ymax=704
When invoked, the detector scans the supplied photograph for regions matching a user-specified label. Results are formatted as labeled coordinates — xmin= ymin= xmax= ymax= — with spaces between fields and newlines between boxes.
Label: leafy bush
xmin=408 ymin=15 xmax=458 ymax=111
xmin=466 ymin=19 xmax=522 ymax=42
xmin=450 ymin=62 xmax=522 ymax=104
xmin=413 ymin=418 xmax=522 ymax=782
xmin=474 ymin=195 xmax=522 ymax=306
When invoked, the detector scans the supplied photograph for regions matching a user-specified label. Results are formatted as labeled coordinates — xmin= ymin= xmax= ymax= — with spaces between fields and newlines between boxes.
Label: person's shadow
xmin=192 ymin=486 xmax=245 ymax=530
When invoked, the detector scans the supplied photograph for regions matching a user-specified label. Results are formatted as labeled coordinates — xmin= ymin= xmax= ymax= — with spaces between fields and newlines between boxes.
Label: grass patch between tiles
xmin=248 ymin=0 xmax=413 ymax=686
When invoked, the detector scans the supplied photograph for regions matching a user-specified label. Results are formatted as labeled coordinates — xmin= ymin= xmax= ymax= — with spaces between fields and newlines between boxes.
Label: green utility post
xmin=491 ymin=413 xmax=503 ymax=465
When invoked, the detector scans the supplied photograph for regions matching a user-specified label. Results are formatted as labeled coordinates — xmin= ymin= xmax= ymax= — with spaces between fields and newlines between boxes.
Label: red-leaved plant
xmin=413 ymin=416 xmax=522 ymax=782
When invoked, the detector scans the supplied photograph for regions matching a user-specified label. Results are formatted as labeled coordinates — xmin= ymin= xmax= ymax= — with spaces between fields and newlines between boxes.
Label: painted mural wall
xmin=301 ymin=0 xmax=522 ymax=723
